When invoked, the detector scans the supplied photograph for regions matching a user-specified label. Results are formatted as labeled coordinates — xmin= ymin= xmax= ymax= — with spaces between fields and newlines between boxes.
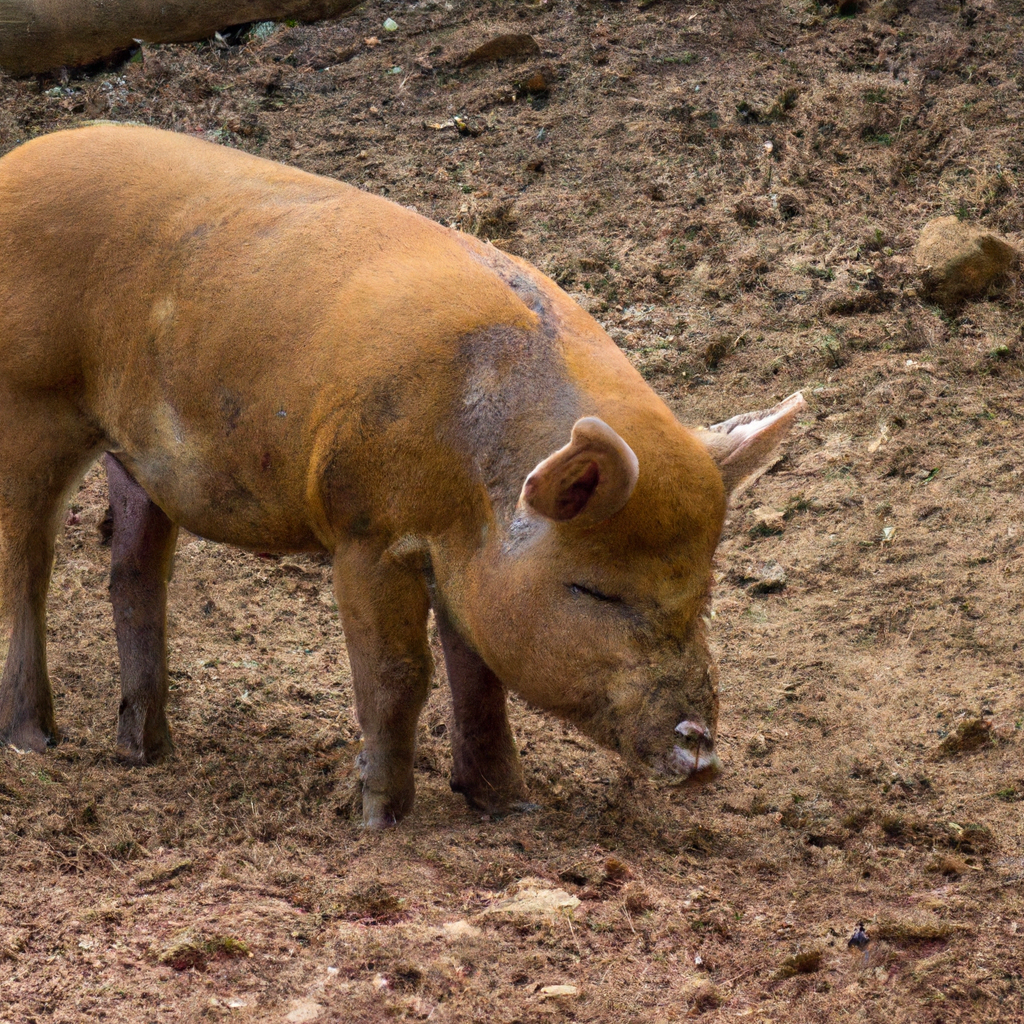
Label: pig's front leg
xmin=106 ymin=454 xmax=178 ymax=765
xmin=333 ymin=545 xmax=433 ymax=828
xmin=435 ymin=613 xmax=528 ymax=814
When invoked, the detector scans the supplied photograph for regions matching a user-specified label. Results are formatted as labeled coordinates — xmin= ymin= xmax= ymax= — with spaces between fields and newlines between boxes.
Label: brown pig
xmin=0 ymin=125 xmax=805 ymax=827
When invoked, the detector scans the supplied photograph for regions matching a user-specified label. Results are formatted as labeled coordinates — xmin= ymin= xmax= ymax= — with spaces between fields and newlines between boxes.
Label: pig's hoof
xmin=116 ymin=725 xmax=173 ymax=766
xmin=115 ymin=740 xmax=173 ymax=766
xmin=1 ymin=720 xmax=58 ymax=754
xmin=362 ymin=805 xmax=406 ymax=829
xmin=116 ymin=710 xmax=173 ymax=765
xmin=360 ymin=787 xmax=413 ymax=829
xmin=451 ymin=779 xmax=531 ymax=815
xmin=363 ymin=812 xmax=400 ymax=829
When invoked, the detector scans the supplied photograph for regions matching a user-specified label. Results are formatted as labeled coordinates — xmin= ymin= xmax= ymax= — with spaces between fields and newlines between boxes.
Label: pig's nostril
xmin=675 ymin=720 xmax=713 ymax=745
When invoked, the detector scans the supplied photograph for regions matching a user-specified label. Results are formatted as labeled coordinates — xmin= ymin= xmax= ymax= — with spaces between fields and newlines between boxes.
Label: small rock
xmin=285 ymin=1001 xmax=324 ymax=1023
xmin=478 ymin=877 xmax=580 ymax=920
xmin=539 ymin=984 xmax=578 ymax=999
xmin=248 ymin=22 xmax=276 ymax=43
xmin=441 ymin=920 xmax=483 ymax=940
xmin=915 ymin=216 xmax=1018 ymax=308
xmin=748 ymin=560 xmax=787 ymax=594
xmin=520 ymin=70 xmax=550 ymax=94
xmin=750 ymin=507 xmax=785 ymax=537
xmin=462 ymin=34 xmax=540 ymax=67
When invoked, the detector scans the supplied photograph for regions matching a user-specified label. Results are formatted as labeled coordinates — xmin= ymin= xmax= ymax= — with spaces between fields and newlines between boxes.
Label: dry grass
xmin=2 ymin=0 xmax=1024 ymax=1021
xmin=875 ymin=912 xmax=960 ymax=945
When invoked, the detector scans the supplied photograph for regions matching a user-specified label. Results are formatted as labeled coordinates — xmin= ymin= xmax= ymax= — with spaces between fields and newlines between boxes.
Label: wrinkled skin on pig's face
xmin=456 ymin=504 xmax=725 ymax=784
xmin=440 ymin=391 xmax=808 ymax=794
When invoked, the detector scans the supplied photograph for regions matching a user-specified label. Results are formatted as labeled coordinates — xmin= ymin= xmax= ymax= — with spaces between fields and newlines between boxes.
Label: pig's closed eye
xmin=568 ymin=583 xmax=621 ymax=603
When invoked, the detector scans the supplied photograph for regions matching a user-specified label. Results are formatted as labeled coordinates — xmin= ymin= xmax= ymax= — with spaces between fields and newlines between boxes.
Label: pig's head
xmin=450 ymin=393 xmax=806 ymax=784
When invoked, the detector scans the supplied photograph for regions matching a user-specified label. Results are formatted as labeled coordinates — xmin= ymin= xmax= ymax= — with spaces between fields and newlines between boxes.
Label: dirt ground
xmin=1 ymin=1 xmax=1023 ymax=1021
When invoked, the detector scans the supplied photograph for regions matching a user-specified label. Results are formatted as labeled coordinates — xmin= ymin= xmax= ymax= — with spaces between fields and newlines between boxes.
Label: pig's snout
xmin=670 ymin=719 xmax=722 ymax=783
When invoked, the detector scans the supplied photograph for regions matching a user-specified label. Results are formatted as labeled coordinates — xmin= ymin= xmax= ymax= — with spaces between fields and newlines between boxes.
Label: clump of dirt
xmin=773 ymin=945 xmax=824 ymax=979
xmin=155 ymin=929 xmax=251 ymax=971
xmin=2 ymin=1 xmax=1024 ymax=1022
xmin=935 ymin=715 xmax=994 ymax=756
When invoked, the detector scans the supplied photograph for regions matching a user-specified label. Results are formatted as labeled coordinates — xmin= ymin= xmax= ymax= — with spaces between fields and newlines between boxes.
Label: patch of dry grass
xmin=2 ymin=0 xmax=1024 ymax=1021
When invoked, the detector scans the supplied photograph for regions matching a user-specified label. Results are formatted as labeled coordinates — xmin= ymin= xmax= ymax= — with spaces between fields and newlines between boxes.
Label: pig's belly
xmin=112 ymin=450 xmax=327 ymax=554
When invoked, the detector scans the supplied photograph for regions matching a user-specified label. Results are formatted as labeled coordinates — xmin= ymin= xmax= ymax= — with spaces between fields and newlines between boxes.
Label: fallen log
xmin=0 ymin=0 xmax=362 ymax=76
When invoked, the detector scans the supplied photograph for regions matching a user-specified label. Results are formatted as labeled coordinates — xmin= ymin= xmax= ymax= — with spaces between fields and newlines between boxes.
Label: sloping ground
xmin=1 ymin=1 xmax=1022 ymax=1021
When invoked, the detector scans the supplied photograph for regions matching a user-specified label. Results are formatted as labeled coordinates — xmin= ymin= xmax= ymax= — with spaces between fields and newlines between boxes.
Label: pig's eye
xmin=568 ymin=583 xmax=621 ymax=603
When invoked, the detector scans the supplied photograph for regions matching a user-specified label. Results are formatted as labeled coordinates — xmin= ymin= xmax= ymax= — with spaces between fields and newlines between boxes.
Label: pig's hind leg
xmin=436 ymin=614 xmax=529 ymax=815
xmin=105 ymin=454 xmax=178 ymax=764
xmin=0 ymin=393 xmax=105 ymax=752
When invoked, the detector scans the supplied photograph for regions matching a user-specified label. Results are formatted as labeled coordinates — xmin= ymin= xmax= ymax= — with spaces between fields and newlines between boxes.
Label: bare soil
xmin=1 ymin=2 xmax=1023 ymax=1021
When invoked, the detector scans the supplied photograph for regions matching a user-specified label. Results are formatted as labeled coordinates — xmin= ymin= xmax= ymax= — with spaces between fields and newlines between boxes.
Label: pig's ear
xmin=698 ymin=391 xmax=806 ymax=498
xmin=520 ymin=417 xmax=639 ymax=526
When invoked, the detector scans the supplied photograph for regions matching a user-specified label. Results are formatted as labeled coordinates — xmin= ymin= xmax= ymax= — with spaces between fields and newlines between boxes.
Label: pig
xmin=0 ymin=125 xmax=805 ymax=827
xmin=0 ymin=1 xmax=361 ymax=76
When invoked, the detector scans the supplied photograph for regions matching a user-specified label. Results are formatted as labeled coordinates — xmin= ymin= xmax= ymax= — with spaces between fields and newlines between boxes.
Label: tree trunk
xmin=0 ymin=0 xmax=363 ymax=75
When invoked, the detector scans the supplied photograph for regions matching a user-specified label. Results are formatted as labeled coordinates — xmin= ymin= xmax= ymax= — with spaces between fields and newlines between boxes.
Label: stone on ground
xmin=915 ymin=216 xmax=1018 ymax=308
